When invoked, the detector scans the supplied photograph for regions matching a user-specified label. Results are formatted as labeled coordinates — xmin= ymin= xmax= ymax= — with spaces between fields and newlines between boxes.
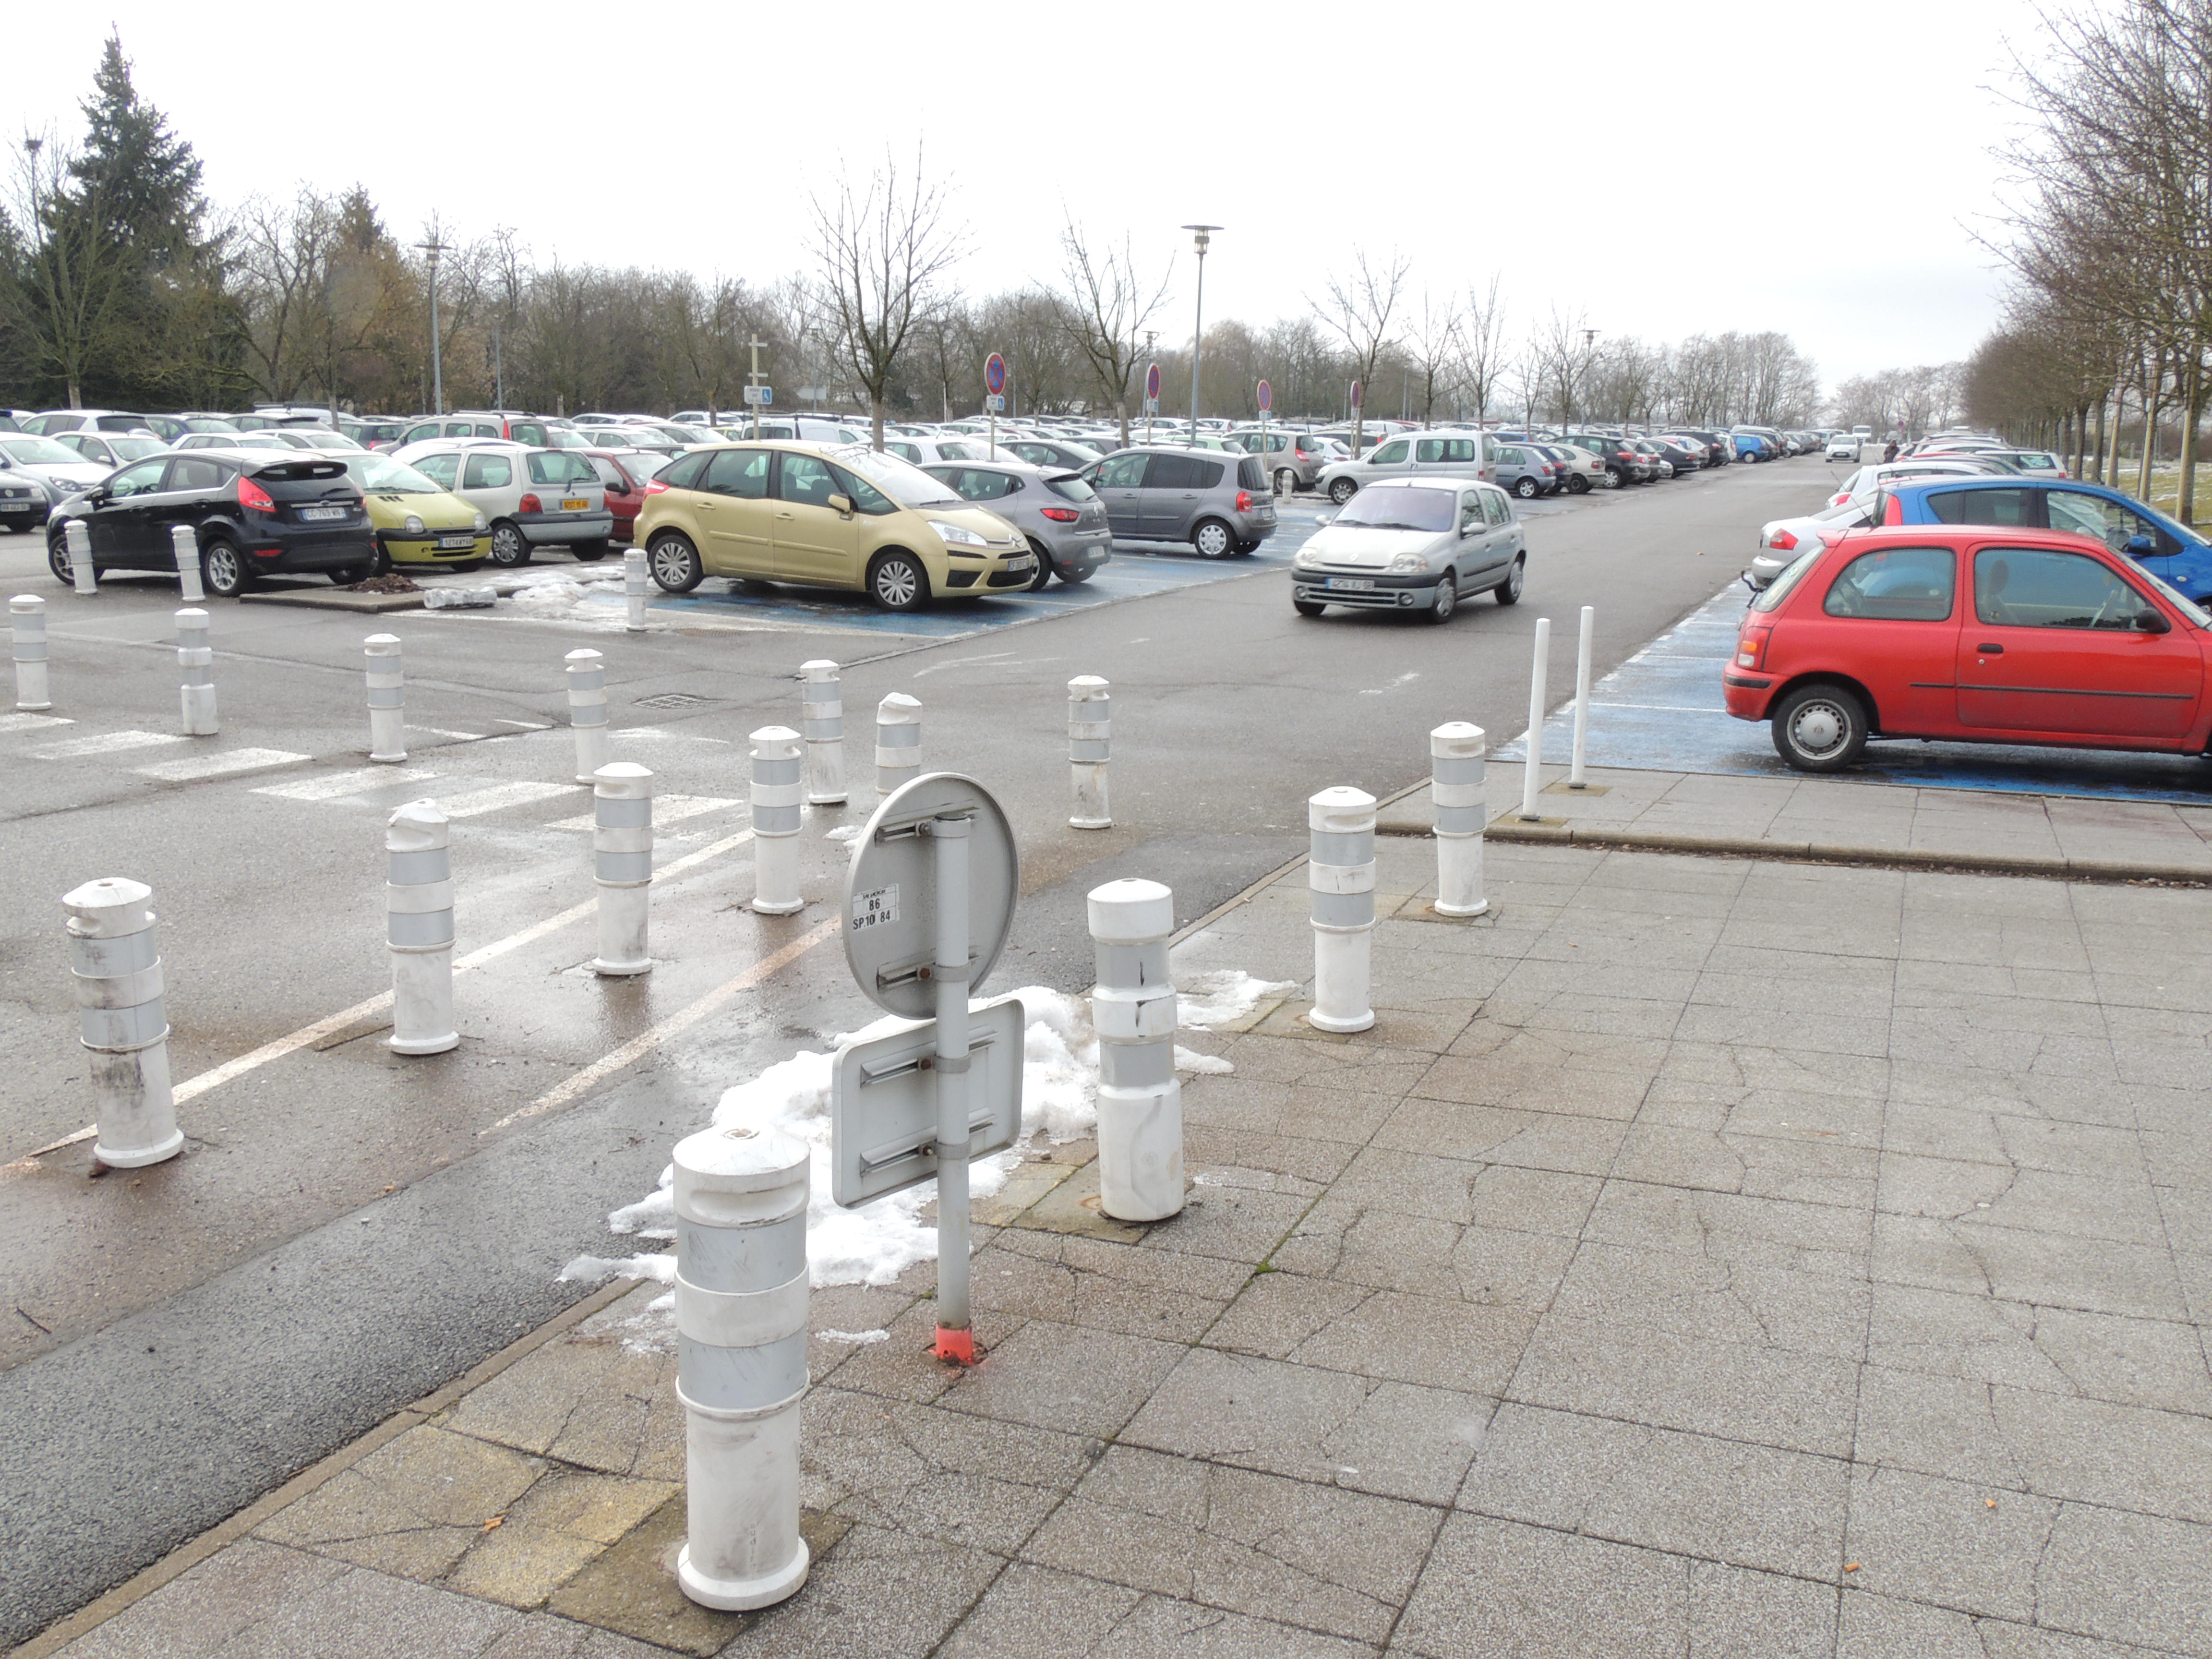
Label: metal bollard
xmin=672 ymin=1122 xmax=811 ymax=1611
xmin=799 ymin=659 xmax=845 ymax=804
xmin=172 ymin=524 xmax=204 ymax=603
xmin=1519 ymin=616 xmax=1550 ymax=820
xmin=1068 ymin=674 xmax=1111 ymax=829
xmin=565 ymin=648 xmax=610 ymax=784
xmin=1308 ymin=787 xmax=1377 ymax=1034
xmin=12 ymin=595 xmax=51 ymax=711
xmin=386 ymin=801 xmax=458 ymax=1054
xmin=1569 ymin=604 xmax=1594 ymax=789
xmin=748 ymin=725 xmax=804 ymax=915
xmin=65 ymin=520 xmax=96 ymax=596
xmin=625 ymin=545 xmax=649 ymax=632
xmin=176 ymin=609 xmax=217 ymax=736
xmin=875 ymin=691 xmax=920 ymax=794
xmin=365 ymin=633 xmax=406 ymax=763
xmin=592 ymin=762 xmax=653 ymax=975
xmin=1431 ymin=722 xmax=1489 ymax=917
xmin=1089 ymin=878 xmax=1183 ymax=1220
xmin=63 ymin=877 xmax=183 ymax=1169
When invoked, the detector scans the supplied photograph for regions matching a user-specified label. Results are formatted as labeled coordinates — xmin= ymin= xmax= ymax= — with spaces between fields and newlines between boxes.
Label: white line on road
xmin=493 ymin=720 xmax=553 ymax=730
xmin=546 ymin=795 xmax=741 ymax=832
xmin=33 ymin=730 xmax=188 ymax=760
xmin=254 ymin=767 xmax=442 ymax=801
xmin=0 ymin=713 xmax=73 ymax=733
xmin=439 ymin=780 xmax=577 ymax=818
xmin=412 ymin=727 xmax=495 ymax=741
xmin=136 ymin=748 xmax=312 ymax=782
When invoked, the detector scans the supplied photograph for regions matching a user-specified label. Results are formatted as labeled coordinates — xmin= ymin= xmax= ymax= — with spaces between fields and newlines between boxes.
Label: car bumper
xmin=1236 ymin=511 xmax=1278 ymax=540
xmin=383 ymin=530 xmax=490 ymax=563
xmin=1038 ymin=526 xmax=1112 ymax=570
xmin=1292 ymin=573 xmax=1441 ymax=610
xmin=248 ymin=530 xmax=379 ymax=572
xmin=1722 ymin=675 xmax=1773 ymax=720
xmin=520 ymin=511 xmax=614 ymax=544
xmin=939 ymin=551 xmax=1039 ymax=594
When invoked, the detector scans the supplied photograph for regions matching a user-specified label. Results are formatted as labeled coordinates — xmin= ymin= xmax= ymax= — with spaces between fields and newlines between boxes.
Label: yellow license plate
xmin=561 ymin=498 xmax=588 ymax=511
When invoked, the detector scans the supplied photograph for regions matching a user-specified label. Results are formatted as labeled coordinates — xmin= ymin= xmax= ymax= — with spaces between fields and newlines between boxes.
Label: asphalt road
xmin=0 ymin=454 xmax=1834 ymax=1646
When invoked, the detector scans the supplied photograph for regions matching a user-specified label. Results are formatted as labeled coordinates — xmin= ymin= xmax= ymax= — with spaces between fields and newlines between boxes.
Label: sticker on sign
xmin=852 ymin=883 xmax=900 ymax=931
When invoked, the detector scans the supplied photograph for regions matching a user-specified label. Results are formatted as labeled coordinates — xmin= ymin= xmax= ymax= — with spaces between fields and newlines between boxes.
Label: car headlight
xmin=1294 ymin=548 xmax=1324 ymax=569
xmin=402 ymin=514 xmax=425 ymax=535
xmin=473 ymin=511 xmax=488 ymax=531
xmin=1388 ymin=553 xmax=1428 ymax=574
xmin=929 ymin=519 xmax=988 ymax=552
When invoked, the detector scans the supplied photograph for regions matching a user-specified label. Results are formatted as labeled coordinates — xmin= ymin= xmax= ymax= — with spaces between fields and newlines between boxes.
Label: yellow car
xmin=330 ymin=453 xmax=491 ymax=572
xmin=635 ymin=441 xmax=1036 ymax=610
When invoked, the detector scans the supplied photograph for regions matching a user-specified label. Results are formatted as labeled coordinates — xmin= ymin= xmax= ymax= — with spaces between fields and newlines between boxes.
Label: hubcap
xmin=1197 ymin=524 xmax=1228 ymax=556
xmin=492 ymin=527 xmax=524 ymax=564
xmin=1434 ymin=582 xmax=1454 ymax=617
xmin=208 ymin=548 xmax=237 ymax=589
xmin=1792 ymin=703 xmax=1846 ymax=756
xmin=877 ymin=562 xmax=917 ymax=606
xmin=651 ymin=542 xmax=691 ymax=584
xmin=1332 ymin=482 xmax=1354 ymax=503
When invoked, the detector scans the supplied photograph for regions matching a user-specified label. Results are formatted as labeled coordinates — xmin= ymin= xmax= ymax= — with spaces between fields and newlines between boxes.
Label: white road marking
xmin=493 ymin=719 xmax=553 ymax=730
xmin=438 ymin=779 xmax=577 ymax=818
xmin=546 ymin=794 xmax=741 ymax=831
xmin=0 ymin=713 xmax=73 ymax=733
xmin=412 ymin=727 xmax=492 ymax=741
xmin=255 ymin=767 xmax=441 ymax=802
xmin=34 ymin=730 xmax=188 ymax=760
xmin=136 ymin=747 xmax=311 ymax=782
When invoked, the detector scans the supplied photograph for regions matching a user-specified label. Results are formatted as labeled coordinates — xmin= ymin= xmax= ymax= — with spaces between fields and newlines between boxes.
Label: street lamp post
xmin=417 ymin=237 xmax=448 ymax=416
xmin=1580 ymin=327 xmax=1599 ymax=427
xmin=1180 ymin=226 xmax=1221 ymax=434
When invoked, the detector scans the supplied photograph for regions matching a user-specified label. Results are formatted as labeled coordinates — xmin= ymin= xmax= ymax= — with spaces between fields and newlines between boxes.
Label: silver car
xmin=922 ymin=457 xmax=1113 ymax=589
xmin=1535 ymin=443 xmax=1606 ymax=494
xmin=1290 ymin=478 xmax=1527 ymax=623
xmin=394 ymin=439 xmax=613 ymax=566
xmin=1226 ymin=428 xmax=1333 ymax=493
xmin=1315 ymin=430 xmax=1495 ymax=503
xmin=1491 ymin=443 xmax=1559 ymax=500
xmin=1081 ymin=445 xmax=1277 ymax=557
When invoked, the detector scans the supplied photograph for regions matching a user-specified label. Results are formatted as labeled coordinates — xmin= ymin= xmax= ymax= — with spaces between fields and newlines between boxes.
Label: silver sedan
xmin=1290 ymin=478 xmax=1526 ymax=623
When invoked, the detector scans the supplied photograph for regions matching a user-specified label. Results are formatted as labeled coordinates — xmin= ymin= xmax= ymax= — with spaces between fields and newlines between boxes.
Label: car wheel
xmin=1568 ymin=474 xmax=1591 ymax=494
xmin=202 ymin=539 xmax=251 ymax=599
xmin=1025 ymin=538 xmax=1055 ymax=591
xmin=1424 ymin=576 xmax=1457 ymax=625
xmin=570 ymin=542 xmax=610 ymax=562
xmin=1328 ymin=478 xmax=1358 ymax=505
xmin=328 ymin=564 xmax=372 ymax=587
xmin=1293 ymin=597 xmax=1326 ymax=617
xmin=867 ymin=551 xmax=928 ymax=611
xmin=1191 ymin=518 xmax=1233 ymax=558
xmin=488 ymin=520 xmax=532 ymax=567
xmin=368 ymin=544 xmax=394 ymax=578
xmin=1513 ymin=476 xmax=1539 ymax=500
xmin=1494 ymin=555 xmax=1525 ymax=606
xmin=1770 ymin=683 xmax=1869 ymax=772
xmin=1604 ymin=467 xmax=1624 ymax=489
xmin=1274 ymin=468 xmax=1297 ymax=496
xmin=45 ymin=531 xmax=74 ymax=586
xmin=647 ymin=531 xmax=704 ymax=593
xmin=1058 ymin=566 xmax=1094 ymax=586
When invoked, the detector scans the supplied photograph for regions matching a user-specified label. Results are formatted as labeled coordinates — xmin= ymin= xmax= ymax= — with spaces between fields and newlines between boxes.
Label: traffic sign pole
xmin=930 ymin=813 xmax=974 ymax=1361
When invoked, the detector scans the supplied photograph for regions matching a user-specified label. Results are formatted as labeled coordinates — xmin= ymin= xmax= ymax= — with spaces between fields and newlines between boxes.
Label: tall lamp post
xmin=1180 ymin=225 xmax=1221 ymax=433
xmin=1581 ymin=327 xmax=1599 ymax=427
xmin=417 ymin=236 xmax=448 ymax=416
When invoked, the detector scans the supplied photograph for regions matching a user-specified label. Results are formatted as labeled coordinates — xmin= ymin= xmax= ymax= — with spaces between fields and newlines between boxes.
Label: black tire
xmin=1771 ymin=683 xmax=1869 ymax=772
xmin=1424 ymin=575 xmax=1457 ymax=625
xmin=1025 ymin=538 xmax=1055 ymax=592
xmin=367 ymin=544 xmax=394 ymax=578
xmin=1494 ymin=555 xmax=1525 ymax=606
xmin=1568 ymin=474 xmax=1591 ymax=494
xmin=1293 ymin=597 xmax=1326 ymax=617
xmin=1328 ymin=478 xmax=1358 ymax=505
xmin=1058 ymin=567 xmax=1094 ymax=586
xmin=487 ymin=520 xmax=532 ymax=567
xmin=867 ymin=551 xmax=928 ymax=612
xmin=570 ymin=542 xmax=610 ymax=562
xmin=1513 ymin=476 xmax=1539 ymax=500
xmin=46 ymin=531 xmax=74 ymax=587
xmin=202 ymin=539 xmax=252 ymax=599
xmin=448 ymin=558 xmax=487 ymax=574
xmin=1274 ymin=468 xmax=1298 ymax=496
xmin=647 ymin=531 xmax=704 ymax=593
xmin=1232 ymin=538 xmax=1262 ymax=555
xmin=1605 ymin=467 xmax=1625 ymax=489
xmin=328 ymin=564 xmax=373 ymax=587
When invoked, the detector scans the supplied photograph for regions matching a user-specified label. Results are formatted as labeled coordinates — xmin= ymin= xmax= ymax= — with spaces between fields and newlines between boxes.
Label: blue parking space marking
xmin=611 ymin=503 xmax=1330 ymax=638
xmin=1499 ymin=584 xmax=2212 ymax=807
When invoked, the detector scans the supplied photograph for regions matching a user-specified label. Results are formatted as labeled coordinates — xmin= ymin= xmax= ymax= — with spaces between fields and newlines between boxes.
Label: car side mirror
xmin=827 ymin=493 xmax=853 ymax=518
xmin=1461 ymin=522 xmax=1479 ymax=537
xmin=2126 ymin=533 xmax=2159 ymax=556
xmin=2135 ymin=608 xmax=2172 ymax=634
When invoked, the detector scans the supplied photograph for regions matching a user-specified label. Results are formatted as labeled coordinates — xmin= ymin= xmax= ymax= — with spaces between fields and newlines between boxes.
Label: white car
xmin=1826 ymin=458 xmax=1996 ymax=508
xmin=0 ymin=432 xmax=110 ymax=504
xmin=1825 ymin=434 xmax=1861 ymax=461
xmin=393 ymin=439 xmax=613 ymax=567
xmin=1746 ymin=498 xmax=1877 ymax=587
xmin=1291 ymin=477 xmax=1526 ymax=622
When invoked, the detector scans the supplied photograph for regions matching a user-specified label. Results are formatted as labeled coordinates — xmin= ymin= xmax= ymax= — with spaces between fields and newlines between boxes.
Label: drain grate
xmin=635 ymin=692 xmax=710 ymax=709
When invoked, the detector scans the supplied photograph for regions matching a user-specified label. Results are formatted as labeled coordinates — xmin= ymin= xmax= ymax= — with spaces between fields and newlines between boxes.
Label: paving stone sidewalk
xmin=31 ymin=781 xmax=2212 ymax=1658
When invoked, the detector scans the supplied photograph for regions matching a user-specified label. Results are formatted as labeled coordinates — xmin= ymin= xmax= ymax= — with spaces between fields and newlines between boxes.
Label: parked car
xmin=1491 ymin=443 xmax=1558 ymax=499
xmin=1668 ymin=432 xmax=1731 ymax=469
xmin=397 ymin=415 xmax=512 ymax=446
xmin=1289 ymin=478 xmax=1526 ymax=622
xmin=1918 ymin=445 xmax=2068 ymax=478
xmin=1534 ymin=443 xmax=1606 ymax=494
xmin=0 ymin=432 xmax=111 ymax=502
xmin=175 ymin=430 xmax=300 ymax=454
xmin=635 ymin=441 xmax=1035 ymax=611
xmin=1731 ymin=433 xmax=1775 ymax=462
xmin=1872 ymin=476 xmax=2212 ymax=602
xmin=578 ymin=450 xmax=664 ymax=544
xmin=53 ymin=432 xmax=170 ymax=472
xmin=882 ymin=435 xmax=992 ymax=466
xmin=1079 ymin=445 xmax=1278 ymax=555
xmin=1828 ymin=458 xmax=1998 ymax=507
xmin=393 ymin=440 xmax=613 ymax=567
xmin=1313 ymin=431 xmax=1492 ymax=503
xmin=1729 ymin=525 xmax=2212 ymax=772
xmin=1649 ymin=437 xmax=1703 ymax=477
xmin=1826 ymin=433 xmax=1862 ymax=461
xmin=326 ymin=452 xmax=490 ymax=573
xmin=921 ymin=457 xmax=1113 ymax=589
xmin=19 ymin=409 xmax=159 ymax=438
xmin=45 ymin=449 xmax=375 ymax=597
xmin=1746 ymin=499 xmax=1879 ymax=588
xmin=1223 ymin=428 xmax=1332 ymax=493
xmin=344 ymin=418 xmax=413 ymax=450
xmin=440 ymin=411 xmax=571 ymax=447
xmin=1560 ymin=432 xmax=1652 ymax=487
xmin=1003 ymin=437 xmax=1106 ymax=474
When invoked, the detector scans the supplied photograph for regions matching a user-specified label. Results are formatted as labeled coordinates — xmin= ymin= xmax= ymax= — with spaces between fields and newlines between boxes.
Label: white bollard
xmin=625 ymin=546 xmax=649 ymax=632
xmin=12 ymin=594 xmax=51 ymax=711
xmin=1089 ymin=878 xmax=1183 ymax=1220
xmin=748 ymin=725 xmax=804 ymax=915
xmin=65 ymin=520 xmax=96 ymax=596
xmin=799 ymin=659 xmax=845 ymax=805
xmin=1569 ymin=603 xmax=1594 ymax=789
xmin=176 ymin=609 xmax=217 ymax=736
xmin=565 ymin=648 xmax=610 ymax=784
xmin=63 ymin=877 xmax=183 ymax=1169
xmin=1519 ymin=616 xmax=1550 ymax=821
xmin=365 ymin=633 xmax=406 ymax=764
xmin=1308 ymin=787 xmax=1377 ymax=1034
xmin=1069 ymin=674 xmax=1111 ymax=829
xmin=592 ymin=762 xmax=653 ymax=975
xmin=875 ymin=691 xmax=920 ymax=794
xmin=386 ymin=801 xmax=458 ymax=1055
xmin=672 ymin=1122 xmax=811 ymax=1611
xmin=172 ymin=524 xmax=204 ymax=603
xmin=1431 ymin=722 xmax=1489 ymax=918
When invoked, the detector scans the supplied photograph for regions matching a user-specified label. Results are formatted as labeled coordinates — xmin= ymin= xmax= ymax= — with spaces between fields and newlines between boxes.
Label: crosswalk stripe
xmin=255 ymin=767 xmax=442 ymax=802
xmin=0 ymin=713 xmax=73 ymax=733
xmin=546 ymin=793 xmax=742 ymax=831
xmin=136 ymin=748 xmax=312 ymax=782
xmin=34 ymin=730 xmax=187 ymax=760
xmin=439 ymin=779 xmax=578 ymax=819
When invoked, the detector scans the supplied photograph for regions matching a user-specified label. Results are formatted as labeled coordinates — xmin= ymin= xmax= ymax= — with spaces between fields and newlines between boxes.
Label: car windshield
xmin=344 ymin=455 xmax=443 ymax=493
xmin=0 ymin=435 xmax=92 ymax=466
xmin=1332 ymin=486 xmax=1455 ymax=533
xmin=828 ymin=444 xmax=960 ymax=506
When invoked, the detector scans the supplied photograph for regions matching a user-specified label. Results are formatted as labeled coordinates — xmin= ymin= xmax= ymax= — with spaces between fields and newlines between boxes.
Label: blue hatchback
xmin=1879 ymin=476 xmax=2212 ymax=602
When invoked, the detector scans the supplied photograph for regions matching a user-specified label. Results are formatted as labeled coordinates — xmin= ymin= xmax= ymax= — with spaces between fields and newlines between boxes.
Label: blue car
xmin=1732 ymin=433 xmax=1774 ymax=462
xmin=1877 ymin=477 xmax=2212 ymax=602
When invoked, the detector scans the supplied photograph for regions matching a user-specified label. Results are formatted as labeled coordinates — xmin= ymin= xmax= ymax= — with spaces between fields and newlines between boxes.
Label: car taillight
xmin=1737 ymin=623 xmax=1771 ymax=670
xmin=1236 ymin=490 xmax=1253 ymax=511
xmin=1771 ymin=529 xmax=1797 ymax=551
xmin=236 ymin=474 xmax=275 ymax=513
xmin=1294 ymin=447 xmax=1309 ymax=458
xmin=645 ymin=480 xmax=668 ymax=495
xmin=518 ymin=493 xmax=542 ymax=513
xmin=1039 ymin=506 xmax=1080 ymax=522
xmin=1829 ymin=493 xmax=1850 ymax=507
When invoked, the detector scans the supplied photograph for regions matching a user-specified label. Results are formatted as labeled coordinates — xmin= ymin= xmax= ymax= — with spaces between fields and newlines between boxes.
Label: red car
xmin=580 ymin=450 xmax=658 ymax=544
xmin=1725 ymin=525 xmax=2212 ymax=771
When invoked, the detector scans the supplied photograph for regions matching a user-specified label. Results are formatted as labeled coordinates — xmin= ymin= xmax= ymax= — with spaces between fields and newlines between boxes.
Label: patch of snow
xmin=1176 ymin=1046 xmax=1233 ymax=1075
xmin=825 ymin=824 xmax=866 ymax=845
xmin=818 ymin=1328 xmax=890 ymax=1345
xmin=558 ymin=1250 xmax=677 ymax=1285
xmin=1177 ymin=968 xmax=1298 ymax=1029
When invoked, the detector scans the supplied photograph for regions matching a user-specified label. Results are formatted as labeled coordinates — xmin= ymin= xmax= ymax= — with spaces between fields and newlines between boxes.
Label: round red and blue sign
xmin=1145 ymin=362 xmax=1161 ymax=402
xmin=1257 ymin=379 xmax=1272 ymax=413
xmin=985 ymin=353 xmax=1006 ymax=396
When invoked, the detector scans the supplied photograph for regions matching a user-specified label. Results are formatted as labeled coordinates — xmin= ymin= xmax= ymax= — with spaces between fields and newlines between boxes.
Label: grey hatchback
xmin=1080 ymin=446 xmax=1277 ymax=556
xmin=922 ymin=457 xmax=1113 ymax=589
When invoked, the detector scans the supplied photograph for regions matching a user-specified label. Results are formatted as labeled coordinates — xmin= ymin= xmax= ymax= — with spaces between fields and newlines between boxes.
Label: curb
xmin=239 ymin=588 xmax=425 ymax=614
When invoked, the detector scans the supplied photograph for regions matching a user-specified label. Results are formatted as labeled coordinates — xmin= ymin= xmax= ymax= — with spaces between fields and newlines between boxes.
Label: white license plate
xmin=0 ymin=502 xmax=30 ymax=513
xmin=299 ymin=506 xmax=348 ymax=521
xmin=1326 ymin=577 xmax=1374 ymax=591
xmin=438 ymin=534 xmax=476 ymax=549
xmin=561 ymin=498 xmax=589 ymax=511
xmin=1004 ymin=555 xmax=1035 ymax=572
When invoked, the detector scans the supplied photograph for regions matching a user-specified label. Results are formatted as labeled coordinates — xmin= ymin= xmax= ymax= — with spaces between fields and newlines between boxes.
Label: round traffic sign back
xmin=1349 ymin=379 xmax=1363 ymax=410
xmin=1145 ymin=362 xmax=1161 ymax=401
xmin=1257 ymin=379 xmax=1272 ymax=412
xmin=985 ymin=353 xmax=1006 ymax=396
xmin=843 ymin=773 xmax=1020 ymax=1019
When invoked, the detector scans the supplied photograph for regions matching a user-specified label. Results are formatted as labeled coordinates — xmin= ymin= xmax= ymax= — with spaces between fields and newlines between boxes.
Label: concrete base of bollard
xmin=389 ymin=950 xmax=458 ymax=1054
xmin=751 ymin=834 xmax=803 ymax=915
xmin=1309 ymin=928 xmax=1375 ymax=1033
xmin=1433 ymin=834 xmax=1489 ymax=917
xmin=369 ymin=707 xmax=406 ymax=765
xmin=181 ymin=685 xmax=217 ymax=737
xmin=594 ymin=885 xmax=652 ymax=975
xmin=16 ymin=663 xmax=51 ymax=712
xmin=1096 ymin=1082 xmax=1184 ymax=1220
xmin=676 ymin=1396 xmax=809 ymax=1610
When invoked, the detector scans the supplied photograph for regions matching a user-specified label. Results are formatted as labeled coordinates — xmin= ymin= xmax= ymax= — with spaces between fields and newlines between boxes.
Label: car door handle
xmin=775 ymin=511 xmax=794 ymax=520
xmin=1976 ymin=643 xmax=2003 ymax=654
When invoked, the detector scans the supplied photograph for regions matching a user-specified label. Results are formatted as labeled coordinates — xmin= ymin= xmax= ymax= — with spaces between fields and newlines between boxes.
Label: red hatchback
xmin=1725 ymin=526 xmax=2212 ymax=771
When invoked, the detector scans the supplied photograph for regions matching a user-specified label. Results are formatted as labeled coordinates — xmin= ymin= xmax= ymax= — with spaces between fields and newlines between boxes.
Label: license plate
xmin=1326 ymin=577 xmax=1374 ymax=591
xmin=1004 ymin=555 xmax=1035 ymax=572
xmin=438 ymin=534 xmax=476 ymax=549
xmin=0 ymin=502 xmax=30 ymax=513
xmin=299 ymin=506 xmax=348 ymax=522
xmin=561 ymin=498 xmax=589 ymax=511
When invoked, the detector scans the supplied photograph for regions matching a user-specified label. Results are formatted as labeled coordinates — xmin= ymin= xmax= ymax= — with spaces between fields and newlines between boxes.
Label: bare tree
xmin=1402 ymin=288 xmax=1462 ymax=425
xmin=1311 ymin=249 xmax=1409 ymax=453
xmin=811 ymin=148 xmax=963 ymax=448
xmin=1055 ymin=216 xmax=1170 ymax=444
xmin=1457 ymin=274 xmax=1508 ymax=423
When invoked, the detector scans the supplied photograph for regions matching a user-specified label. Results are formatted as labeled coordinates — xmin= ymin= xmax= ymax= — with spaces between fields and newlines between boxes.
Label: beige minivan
xmin=634 ymin=441 xmax=1036 ymax=610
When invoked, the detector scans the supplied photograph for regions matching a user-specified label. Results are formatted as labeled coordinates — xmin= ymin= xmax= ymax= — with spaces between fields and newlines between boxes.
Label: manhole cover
xmin=635 ymin=692 xmax=709 ymax=709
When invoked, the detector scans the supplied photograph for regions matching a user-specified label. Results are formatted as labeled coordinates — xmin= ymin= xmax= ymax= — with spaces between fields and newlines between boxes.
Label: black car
xmin=47 ymin=448 xmax=374 ymax=598
xmin=1673 ymin=430 xmax=1731 ymax=468
xmin=1561 ymin=432 xmax=1653 ymax=486
xmin=1648 ymin=437 xmax=1703 ymax=477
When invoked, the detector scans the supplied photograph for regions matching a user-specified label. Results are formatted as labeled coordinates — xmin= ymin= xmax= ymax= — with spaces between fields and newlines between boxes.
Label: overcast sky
xmin=13 ymin=0 xmax=2045 ymax=391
